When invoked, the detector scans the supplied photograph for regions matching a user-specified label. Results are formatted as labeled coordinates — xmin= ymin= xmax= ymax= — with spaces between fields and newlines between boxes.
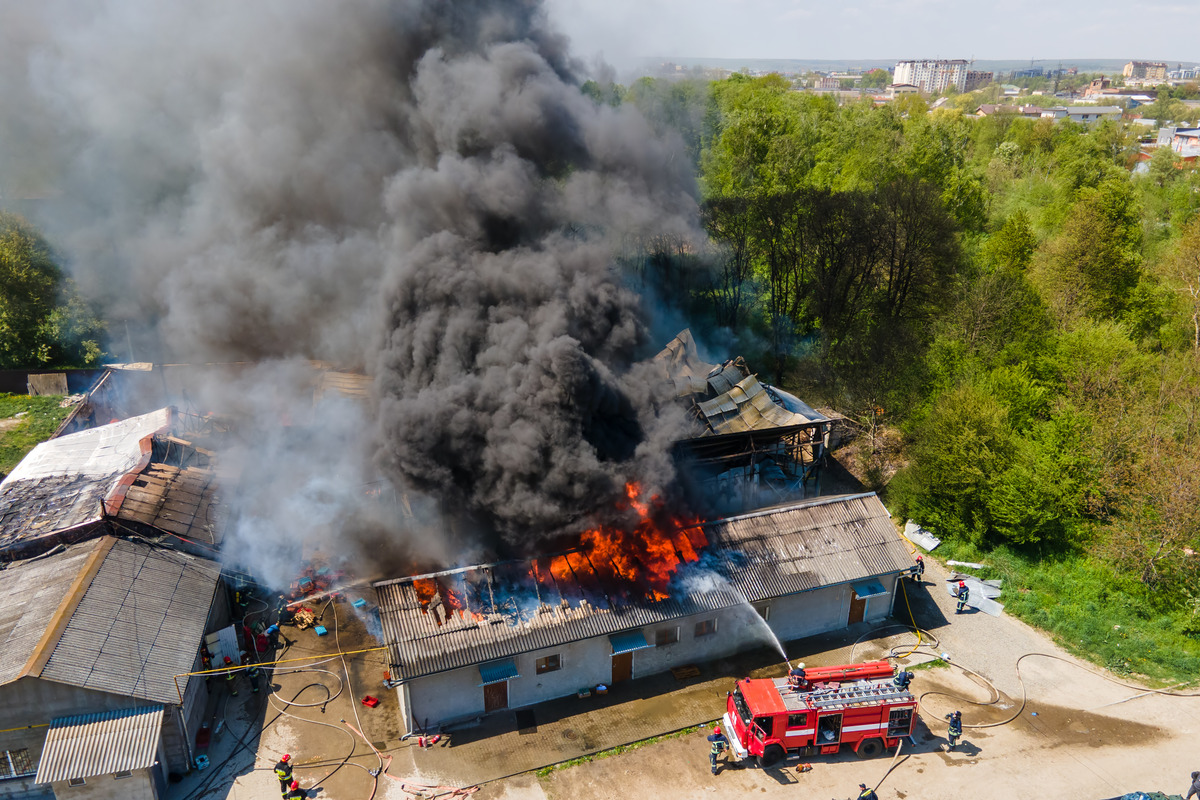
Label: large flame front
xmin=413 ymin=483 xmax=708 ymax=624
xmin=560 ymin=482 xmax=707 ymax=602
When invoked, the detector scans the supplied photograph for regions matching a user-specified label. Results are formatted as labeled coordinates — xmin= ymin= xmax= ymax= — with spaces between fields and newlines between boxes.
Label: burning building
xmin=375 ymin=492 xmax=909 ymax=731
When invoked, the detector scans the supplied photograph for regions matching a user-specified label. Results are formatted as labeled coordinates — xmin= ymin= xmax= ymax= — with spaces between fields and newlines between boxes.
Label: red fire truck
xmin=720 ymin=660 xmax=917 ymax=767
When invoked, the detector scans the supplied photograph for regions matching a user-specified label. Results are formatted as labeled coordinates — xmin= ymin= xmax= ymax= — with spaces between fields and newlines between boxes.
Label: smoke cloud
xmin=0 ymin=0 xmax=701 ymax=567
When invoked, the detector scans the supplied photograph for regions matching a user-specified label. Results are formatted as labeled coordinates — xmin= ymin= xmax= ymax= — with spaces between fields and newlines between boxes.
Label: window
xmin=694 ymin=618 xmax=716 ymax=638
xmin=787 ymin=713 xmax=809 ymax=729
xmin=756 ymin=605 xmax=770 ymax=622
xmin=114 ymin=770 xmax=133 ymax=779
xmin=0 ymin=749 xmax=35 ymax=779
xmin=68 ymin=777 xmax=86 ymax=787
xmin=654 ymin=627 xmax=679 ymax=646
xmin=535 ymin=654 xmax=561 ymax=674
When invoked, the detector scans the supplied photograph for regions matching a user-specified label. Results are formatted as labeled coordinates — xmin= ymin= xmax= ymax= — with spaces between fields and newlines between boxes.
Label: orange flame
xmin=575 ymin=482 xmax=707 ymax=602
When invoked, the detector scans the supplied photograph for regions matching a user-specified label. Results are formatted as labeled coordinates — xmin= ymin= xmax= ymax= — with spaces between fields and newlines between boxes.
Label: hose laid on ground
xmin=870 ymin=737 xmax=907 ymax=795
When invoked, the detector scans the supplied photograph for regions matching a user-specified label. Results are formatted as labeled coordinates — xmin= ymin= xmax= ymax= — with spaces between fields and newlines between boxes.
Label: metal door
xmin=612 ymin=651 xmax=633 ymax=683
xmin=848 ymin=592 xmax=866 ymax=624
xmin=483 ymin=681 xmax=508 ymax=712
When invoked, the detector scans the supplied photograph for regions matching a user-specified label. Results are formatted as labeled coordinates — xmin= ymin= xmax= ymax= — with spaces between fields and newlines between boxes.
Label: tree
xmin=1164 ymin=217 xmax=1200 ymax=350
xmin=861 ymin=69 xmax=891 ymax=90
xmin=0 ymin=211 xmax=105 ymax=368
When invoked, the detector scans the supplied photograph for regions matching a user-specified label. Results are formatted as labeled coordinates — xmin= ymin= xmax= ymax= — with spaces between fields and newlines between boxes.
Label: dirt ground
xmin=169 ymin=559 xmax=1199 ymax=800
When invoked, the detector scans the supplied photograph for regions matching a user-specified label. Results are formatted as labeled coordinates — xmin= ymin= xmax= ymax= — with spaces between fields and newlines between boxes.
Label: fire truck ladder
xmin=803 ymin=681 xmax=913 ymax=710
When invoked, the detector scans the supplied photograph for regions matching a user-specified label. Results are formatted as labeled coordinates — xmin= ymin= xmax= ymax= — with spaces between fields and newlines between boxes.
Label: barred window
xmin=0 ymin=749 xmax=35 ymax=779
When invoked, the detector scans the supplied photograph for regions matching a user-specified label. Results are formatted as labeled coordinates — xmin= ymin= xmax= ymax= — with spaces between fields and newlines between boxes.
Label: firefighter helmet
xmin=290 ymin=781 xmax=299 ymax=789
xmin=712 ymin=726 xmax=720 ymax=734
xmin=223 ymin=656 xmax=233 ymax=664
xmin=281 ymin=754 xmax=290 ymax=762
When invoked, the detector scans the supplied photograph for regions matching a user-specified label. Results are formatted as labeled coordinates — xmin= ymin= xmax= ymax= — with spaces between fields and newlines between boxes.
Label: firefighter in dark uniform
xmin=946 ymin=710 xmax=964 ymax=750
xmin=282 ymin=779 xmax=305 ymax=799
xmin=274 ymin=754 xmax=293 ymax=794
xmin=913 ymin=555 xmax=925 ymax=582
xmin=857 ymin=782 xmax=879 ymax=800
xmin=243 ymin=653 xmax=262 ymax=694
xmin=200 ymin=646 xmax=213 ymax=687
xmin=892 ymin=670 xmax=914 ymax=690
xmin=1186 ymin=770 xmax=1200 ymax=800
xmin=223 ymin=656 xmax=238 ymax=696
xmin=787 ymin=662 xmax=809 ymax=690
xmin=955 ymin=580 xmax=970 ymax=613
xmin=706 ymin=725 xmax=728 ymax=774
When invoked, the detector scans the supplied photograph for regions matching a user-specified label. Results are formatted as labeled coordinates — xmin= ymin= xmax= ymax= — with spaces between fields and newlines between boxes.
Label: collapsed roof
xmin=0 ymin=408 xmax=225 ymax=561
xmin=375 ymin=493 xmax=908 ymax=682
xmin=652 ymin=330 xmax=826 ymax=439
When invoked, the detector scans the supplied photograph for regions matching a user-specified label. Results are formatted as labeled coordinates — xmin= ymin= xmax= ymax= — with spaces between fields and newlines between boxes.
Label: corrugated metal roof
xmin=18 ymin=538 xmax=222 ymax=705
xmin=609 ymin=630 xmax=652 ymax=654
xmin=375 ymin=494 xmax=909 ymax=682
xmin=0 ymin=409 xmax=171 ymax=559
xmin=34 ymin=705 xmax=164 ymax=784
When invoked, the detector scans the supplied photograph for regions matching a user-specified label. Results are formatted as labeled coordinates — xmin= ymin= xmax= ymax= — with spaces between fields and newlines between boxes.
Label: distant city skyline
xmin=547 ymin=0 xmax=1198 ymax=73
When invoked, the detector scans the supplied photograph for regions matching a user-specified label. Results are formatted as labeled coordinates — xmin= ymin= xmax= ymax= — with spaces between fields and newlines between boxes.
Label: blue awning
xmin=852 ymin=580 xmax=887 ymax=599
xmin=609 ymin=630 xmax=652 ymax=655
xmin=478 ymin=659 xmax=519 ymax=686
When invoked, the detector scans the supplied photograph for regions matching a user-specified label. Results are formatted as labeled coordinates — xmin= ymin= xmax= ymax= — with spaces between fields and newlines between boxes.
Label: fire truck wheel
xmin=758 ymin=744 xmax=785 ymax=768
xmin=855 ymin=738 xmax=884 ymax=758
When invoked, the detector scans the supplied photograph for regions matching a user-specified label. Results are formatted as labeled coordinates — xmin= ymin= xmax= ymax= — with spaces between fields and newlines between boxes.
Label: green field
xmin=0 ymin=394 xmax=73 ymax=475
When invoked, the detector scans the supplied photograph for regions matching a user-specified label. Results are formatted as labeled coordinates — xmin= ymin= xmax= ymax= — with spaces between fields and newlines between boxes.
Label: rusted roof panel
xmin=35 ymin=706 xmax=164 ymax=784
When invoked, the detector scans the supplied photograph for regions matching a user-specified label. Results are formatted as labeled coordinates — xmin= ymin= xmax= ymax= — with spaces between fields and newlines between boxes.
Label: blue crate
xmin=352 ymin=598 xmax=367 ymax=609
xmin=314 ymin=625 xmax=328 ymax=636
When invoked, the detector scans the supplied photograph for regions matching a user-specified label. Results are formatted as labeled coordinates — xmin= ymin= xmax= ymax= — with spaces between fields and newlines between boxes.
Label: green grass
xmin=909 ymin=658 xmax=949 ymax=671
xmin=927 ymin=539 xmax=1200 ymax=684
xmin=0 ymin=394 xmax=72 ymax=474
xmin=535 ymin=724 xmax=704 ymax=779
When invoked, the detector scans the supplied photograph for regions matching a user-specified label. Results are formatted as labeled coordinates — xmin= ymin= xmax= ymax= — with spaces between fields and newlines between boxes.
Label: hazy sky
xmin=548 ymin=0 xmax=1199 ymax=69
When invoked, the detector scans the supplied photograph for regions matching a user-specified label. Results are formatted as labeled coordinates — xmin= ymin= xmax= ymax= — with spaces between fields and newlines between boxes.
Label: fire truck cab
xmin=721 ymin=660 xmax=917 ymax=767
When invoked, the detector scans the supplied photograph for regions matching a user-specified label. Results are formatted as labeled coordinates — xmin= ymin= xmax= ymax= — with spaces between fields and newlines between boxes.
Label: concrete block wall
xmin=48 ymin=769 xmax=156 ymax=800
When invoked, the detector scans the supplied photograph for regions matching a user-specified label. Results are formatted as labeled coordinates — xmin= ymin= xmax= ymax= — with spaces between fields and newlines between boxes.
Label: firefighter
xmin=200 ymin=646 xmax=213 ymax=687
xmin=787 ymin=662 xmax=808 ymax=690
xmin=857 ymin=782 xmax=879 ymax=800
xmin=955 ymin=580 xmax=970 ymax=613
xmin=277 ymin=595 xmax=294 ymax=626
xmin=274 ymin=754 xmax=293 ymax=793
xmin=1187 ymin=770 xmax=1200 ymax=800
xmin=945 ymin=710 xmax=963 ymax=750
xmin=223 ymin=655 xmax=238 ymax=697
xmin=892 ymin=670 xmax=914 ymax=690
xmin=282 ymin=779 xmax=306 ymax=799
xmin=913 ymin=555 xmax=925 ymax=582
xmin=242 ymin=653 xmax=262 ymax=694
xmin=706 ymin=725 xmax=728 ymax=775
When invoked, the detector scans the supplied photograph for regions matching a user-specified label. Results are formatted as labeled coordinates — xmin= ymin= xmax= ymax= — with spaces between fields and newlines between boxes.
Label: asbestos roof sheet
xmin=375 ymin=493 xmax=909 ymax=682
xmin=0 ymin=540 xmax=105 ymax=686
xmin=0 ymin=410 xmax=171 ymax=557
xmin=34 ymin=705 xmax=164 ymax=784
xmin=0 ymin=537 xmax=222 ymax=705
xmin=113 ymin=462 xmax=225 ymax=548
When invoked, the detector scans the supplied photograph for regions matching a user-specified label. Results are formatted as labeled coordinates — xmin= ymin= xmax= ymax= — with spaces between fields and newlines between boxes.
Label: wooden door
xmin=848 ymin=592 xmax=866 ymax=624
xmin=611 ymin=651 xmax=633 ymax=683
xmin=483 ymin=681 xmax=508 ymax=713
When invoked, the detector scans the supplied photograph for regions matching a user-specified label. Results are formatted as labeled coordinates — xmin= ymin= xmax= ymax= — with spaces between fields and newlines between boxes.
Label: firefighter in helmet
xmin=955 ymin=580 xmax=970 ymax=614
xmin=282 ymin=779 xmax=305 ymax=799
xmin=857 ymin=782 xmax=879 ymax=800
xmin=274 ymin=754 xmax=293 ymax=793
xmin=223 ymin=656 xmax=238 ymax=697
xmin=945 ymin=710 xmax=964 ymax=750
xmin=892 ymin=670 xmax=914 ymax=690
xmin=913 ymin=555 xmax=925 ymax=582
xmin=787 ymin=662 xmax=809 ymax=690
xmin=706 ymin=725 xmax=728 ymax=775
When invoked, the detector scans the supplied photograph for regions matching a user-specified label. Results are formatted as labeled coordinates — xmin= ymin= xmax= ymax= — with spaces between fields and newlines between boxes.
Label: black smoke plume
xmin=0 ymin=0 xmax=701 ymax=566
